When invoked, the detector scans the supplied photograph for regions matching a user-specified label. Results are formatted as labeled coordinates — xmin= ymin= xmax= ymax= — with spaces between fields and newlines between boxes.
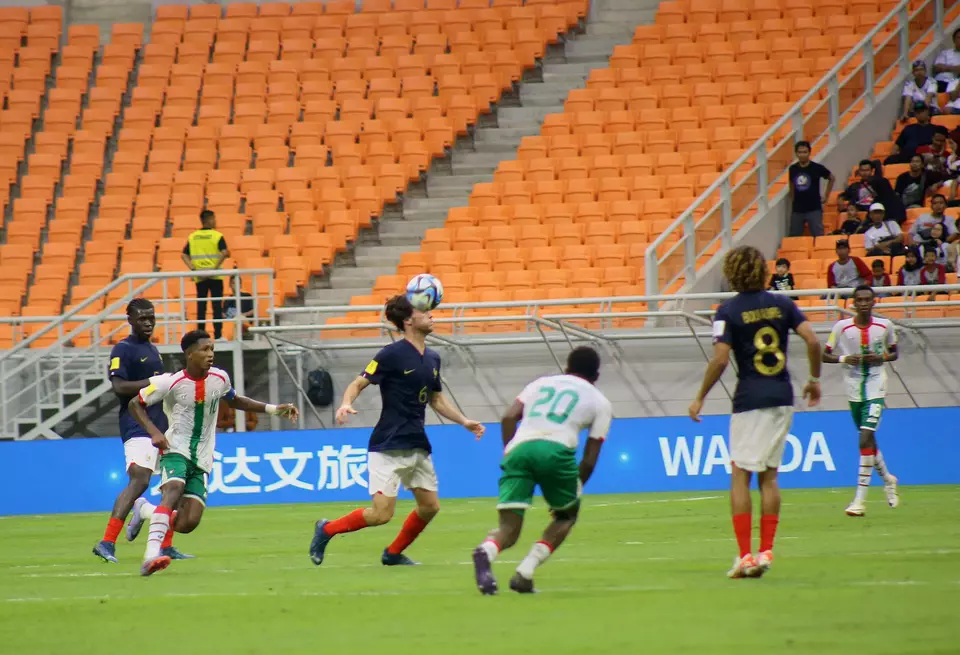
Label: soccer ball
xmin=406 ymin=274 xmax=444 ymax=311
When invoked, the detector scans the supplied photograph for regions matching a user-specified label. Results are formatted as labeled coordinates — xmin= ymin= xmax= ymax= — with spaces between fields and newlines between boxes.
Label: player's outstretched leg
xmin=510 ymin=504 xmax=579 ymax=593
xmin=472 ymin=510 xmax=524 ymax=595
xmin=127 ymin=497 xmax=194 ymax=560
xmin=847 ymin=428 xmax=877 ymax=517
xmin=874 ymin=448 xmax=899 ymax=508
xmin=93 ymin=464 xmax=151 ymax=563
xmin=310 ymin=495 xmax=395 ymax=566
xmin=382 ymin=488 xmax=439 ymax=566
xmin=728 ymin=465 xmax=758 ymax=579
xmin=747 ymin=467 xmax=781 ymax=578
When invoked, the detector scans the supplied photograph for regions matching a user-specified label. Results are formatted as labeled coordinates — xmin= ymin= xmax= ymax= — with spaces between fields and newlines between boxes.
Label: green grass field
xmin=1 ymin=487 xmax=958 ymax=655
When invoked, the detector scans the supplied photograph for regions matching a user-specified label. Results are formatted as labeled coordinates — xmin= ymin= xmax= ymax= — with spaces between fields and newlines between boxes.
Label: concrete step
xmin=473 ymin=126 xmax=543 ymax=143
xmin=328 ymin=266 xmax=398 ymax=289
xmin=426 ymin=173 xmax=491 ymax=189
xmin=303 ymin=287 xmax=365 ymax=306
xmin=496 ymin=106 xmax=555 ymax=128
xmin=594 ymin=0 xmax=664 ymax=11
xmin=353 ymin=244 xmax=413 ymax=268
xmin=378 ymin=218 xmax=448 ymax=240
xmin=563 ymin=37 xmax=627 ymax=63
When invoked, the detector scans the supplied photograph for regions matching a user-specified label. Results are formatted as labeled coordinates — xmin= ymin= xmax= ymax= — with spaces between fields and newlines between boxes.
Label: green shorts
xmin=849 ymin=399 xmax=884 ymax=431
xmin=158 ymin=453 xmax=208 ymax=505
xmin=497 ymin=440 xmax=581 ymax=514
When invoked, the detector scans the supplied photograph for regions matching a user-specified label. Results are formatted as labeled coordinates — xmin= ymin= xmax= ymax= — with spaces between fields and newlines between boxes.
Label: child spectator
xmin=919 ymin=222 xmax=950 ymax=267
xmin=768 ymin=258 xmax=795 ymax=291
xmin=871 ymin=259 xmax=892 ymax=297
xmin=834 ymin=202 xmax=866 ymax=235
xmin=920 ymin=245 xmax=948 ymax=284
xmin=897 ymin=246 xmax=923 ymax=286
xmin=827 ymin=239 xmax=871 ymax=288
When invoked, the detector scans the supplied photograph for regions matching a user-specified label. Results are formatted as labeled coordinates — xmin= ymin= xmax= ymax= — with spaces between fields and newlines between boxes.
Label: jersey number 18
xmin=528 ymin=387 xmax=579 ymax=424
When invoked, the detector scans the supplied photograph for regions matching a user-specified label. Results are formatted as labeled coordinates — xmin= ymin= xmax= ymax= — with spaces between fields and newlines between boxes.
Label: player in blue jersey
xmin=92 ymin=298 xmax=191 ymax=563
xmin=688 ymin=246 xmax=822 ymax=579
xmin=309 ymin=295 xmax=485 ymax=566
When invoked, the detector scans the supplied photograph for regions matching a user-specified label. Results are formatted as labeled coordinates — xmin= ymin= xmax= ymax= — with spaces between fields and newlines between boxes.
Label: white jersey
xmin=138 ymin=367 xmax=236 ymax=472
xmin=507 ymin=374 xmax=613 ymax=454
xmin=825 ymin=318 xmax=897 ymax=402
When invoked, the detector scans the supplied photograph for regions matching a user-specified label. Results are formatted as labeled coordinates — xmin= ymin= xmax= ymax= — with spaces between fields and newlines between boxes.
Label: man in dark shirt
xmin=309 ymin=295 xmax=485 ymax=567
xmin=894 ymin=154 xmax=945 ymax=208
xmin=841 ymin=159 xmax=906 ymax=222
xmin=93 ymin=299 xmax=190 ymax=563
xmin=689 ymin=246 xmax=822 ymax=580
xmin=788 ymin=140 xmax=835 ymax=237
xmin=885 ymin=103 xmax=946 ymax=163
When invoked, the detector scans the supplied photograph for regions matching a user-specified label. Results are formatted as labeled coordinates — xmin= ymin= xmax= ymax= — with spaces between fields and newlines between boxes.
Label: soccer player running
xmin=127 ymin=330 xmax=298 ymax=576
xmin=822 ymin=285 xmax=900 ymax=517
xmin=688 ymin=246 xmax=822 ymax=579
xmin=472 ymin=346 xmax=612 ymax=595
xmin=309 ymin=295 xmax=485 ymax=567
xmin=92 ymin=299 xmax=190 ymax=563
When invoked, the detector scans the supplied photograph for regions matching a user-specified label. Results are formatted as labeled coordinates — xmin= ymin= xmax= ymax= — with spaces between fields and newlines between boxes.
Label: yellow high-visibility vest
xmin=186 ymin=229 xmax=226 ymax=281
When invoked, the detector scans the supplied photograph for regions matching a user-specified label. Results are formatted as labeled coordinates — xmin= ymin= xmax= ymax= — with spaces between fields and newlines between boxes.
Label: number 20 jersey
xmin=508 ymin=374 xmax=613 ymax=454
xmin=713 ymin=291 xmax=808 ymax=414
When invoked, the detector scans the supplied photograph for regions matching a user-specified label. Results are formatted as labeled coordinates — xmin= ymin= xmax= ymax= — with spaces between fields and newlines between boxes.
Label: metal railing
xmin=644 ymin=0 xmax=957 ymax=305
xmin=0 ymin=269 xmax=275 ymax=440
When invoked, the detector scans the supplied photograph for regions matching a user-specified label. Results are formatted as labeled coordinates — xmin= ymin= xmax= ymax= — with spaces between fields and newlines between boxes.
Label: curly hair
xmin=384 ymin=294 xmax=413 ymax=332
xmin=723 ymin=245 xmax=767 ymax=293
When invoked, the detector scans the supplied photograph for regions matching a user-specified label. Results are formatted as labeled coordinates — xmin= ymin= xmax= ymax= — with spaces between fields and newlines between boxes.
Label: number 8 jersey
xmin=508 ymin=374 xmax=613 ymax=454
xmin=712 ymin=291 xmax=809 ymax=413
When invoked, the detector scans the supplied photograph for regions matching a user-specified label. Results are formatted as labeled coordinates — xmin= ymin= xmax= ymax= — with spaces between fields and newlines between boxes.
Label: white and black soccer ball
xmin=405 ymin=273 xmax=444 ymax=311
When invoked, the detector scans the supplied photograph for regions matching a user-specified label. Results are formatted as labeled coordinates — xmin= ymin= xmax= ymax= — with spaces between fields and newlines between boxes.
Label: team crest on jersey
xmin=433 ymin=368 xmax=438 ymax=378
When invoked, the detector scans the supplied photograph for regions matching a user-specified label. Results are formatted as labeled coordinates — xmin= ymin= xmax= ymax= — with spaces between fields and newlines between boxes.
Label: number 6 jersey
xmin=508 ymin=374 xmax=613 ymax=454
xmin=712 ymin=291 xmax=809 ymax=414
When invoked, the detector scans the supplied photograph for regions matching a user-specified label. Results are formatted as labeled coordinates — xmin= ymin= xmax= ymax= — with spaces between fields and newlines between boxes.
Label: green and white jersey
xmin=825 ymin=317 xmax=897 ymax=402
xmin=138 ymin=367 xmax=236 ymax=472
xmin=507 ymin=374 xmax=613 ymax=454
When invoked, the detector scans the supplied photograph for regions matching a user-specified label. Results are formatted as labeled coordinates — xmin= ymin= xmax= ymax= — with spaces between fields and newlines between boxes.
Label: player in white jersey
xmin=127 ymin=330 xmax=298 ymax=576
xmin=472 ymin=347 xmax=612 ymax=595
xmin=823 ymin=285 xmax=900 ymax=517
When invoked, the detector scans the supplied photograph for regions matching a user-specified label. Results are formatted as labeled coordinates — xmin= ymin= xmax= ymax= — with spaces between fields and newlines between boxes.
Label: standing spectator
xmin=870 ymin=260 xmax=892 ymax=297
xmin=787 ymin=141 xmax=834 ymax=237
xmin=768 ymin=258 xmax=795 ymax=291
xmin=841 ymin=160 xmax=905 ymax=222
xmin=920 ymin=248 xmax=947 ymax=285
xmin=884 ymin=104 xmax=944 ymax=164
xmin=827 ymin=239 xmax=871 ymax=289
xmin=181 ymin=209 xmax=230 ymax=340
xmin=863 ymin=203 xmax=905 ymax=256
xmin=894 ymin=154 xmax=944 ymax=209
xmin=902 ymin=60 xmax=939 ymax=118
xmin=933 ymin=28 xmax=960 ymax=92
xmin=896 ymin=247 xmax=923 ymax=286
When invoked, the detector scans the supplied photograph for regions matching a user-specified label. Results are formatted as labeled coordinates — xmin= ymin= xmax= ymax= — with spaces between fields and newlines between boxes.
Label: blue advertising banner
xmin=1 ymin=408 xmax=957 ymax=516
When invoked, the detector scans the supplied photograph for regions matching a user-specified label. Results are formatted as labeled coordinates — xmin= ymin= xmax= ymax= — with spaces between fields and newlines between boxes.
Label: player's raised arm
xmin=430 ymin=391 xmax=485 ymax=439
xmin=226 ymin=394 xmax=299 ymax=422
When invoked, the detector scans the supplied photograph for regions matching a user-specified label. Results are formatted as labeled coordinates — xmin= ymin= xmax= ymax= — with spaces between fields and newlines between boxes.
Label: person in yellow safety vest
xmin=181 ymin=210 xmax=230 ymax=340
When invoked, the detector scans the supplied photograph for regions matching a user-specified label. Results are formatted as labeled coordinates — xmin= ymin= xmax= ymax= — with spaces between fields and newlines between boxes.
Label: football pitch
xmin=1 ymin=488 xmax=958 ymax=655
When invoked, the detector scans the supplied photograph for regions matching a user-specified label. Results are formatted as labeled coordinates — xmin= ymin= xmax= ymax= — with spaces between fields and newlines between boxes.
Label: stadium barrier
xmin=2 ymin=408 xmax=957 ymax=516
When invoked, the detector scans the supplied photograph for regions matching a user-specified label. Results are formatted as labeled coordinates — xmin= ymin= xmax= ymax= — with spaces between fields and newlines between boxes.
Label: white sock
xmin=516 ymin=541 xmax=553 ymax=580
xmin=480 ymin=539 xmax=500 ymax=564
xmin=854 ymin=454 xmax=875 ymax=504
xmin=874 ymin=450 xmax=893 ymax=482
xmin=139 ymin=500 xmax=156 ymax=521
xmin=144 ymin=510 xmax=171 ymax=560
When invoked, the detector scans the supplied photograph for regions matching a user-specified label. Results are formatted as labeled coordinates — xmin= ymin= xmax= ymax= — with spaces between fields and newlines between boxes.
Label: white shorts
xmin=728 ymin=406 xmax=794 ymax=473
xmin=367 ymin=449 xmax=438 ymax=497
xmin=124 ymin=436 xmax=159 ymax=473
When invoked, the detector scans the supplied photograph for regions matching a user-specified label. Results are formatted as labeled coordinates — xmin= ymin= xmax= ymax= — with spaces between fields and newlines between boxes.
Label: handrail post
xmin=721 ymin=177 xmax=734 ymax=250
xmin=683 ymin=213 xmax=697 ymax=284
xmin=791 ymin=109 xmax=804 ymax=146
xmin=863 ymin=44 xmax=876 ymax=109
xmin=756 ymin=147 xmax=769 ymax=213
xmin=827 ymin=74 xmax=841 ymax=144
xmin=899 ymin=5 xmax=911 ymax=75
xmin=644 ymin=242 xmax=660 ymax=313
xmin=935 ymin=0 xmax=944 ymax=41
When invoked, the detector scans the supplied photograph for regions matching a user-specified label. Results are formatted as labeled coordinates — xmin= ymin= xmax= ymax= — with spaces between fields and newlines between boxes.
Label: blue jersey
xmin=713 ymin=291 xmax=808 ymax=414
xmin=108 ymin=336 xmax=167 ymax=442
xmin=360 ymin=339 xmax=442 ymax=453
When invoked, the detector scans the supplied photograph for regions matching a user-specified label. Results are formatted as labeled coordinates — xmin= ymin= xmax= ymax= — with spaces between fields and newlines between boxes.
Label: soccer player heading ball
xmin=689 ymin=245 xmax=822 ymax=579
xmin=472 ymin=346 xmax=612 ymax=595
xmin=309 ymin=294 xmax=485 ymax=567
xmin=128 ymin=329 xmax=298 ymax=577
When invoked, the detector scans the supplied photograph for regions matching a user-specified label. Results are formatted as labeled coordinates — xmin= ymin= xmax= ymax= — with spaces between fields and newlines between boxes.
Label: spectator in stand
xmin=835 ymin=202 xmax=866 ymax=235
xmin=841 ymin=160 xmax=905 ymax=222
xmin=896 ymin=246 xmax=923 ymax=286
xmin=917 ymin=131 xmax=951 ymax=176
xmin=787 ymin=141 xmax=835 ymax=237
xmin=768 ymin=258 xmax=795 ymax=292
xmin=884 ymin=103 xmax=946 ymax=164
xmin=870 ymin=259 xmax=892 ymax=297
xmin=919 ymin=223 xmax=950 ymax=268
xmin=902 ymin=60 xmax=939 ymax=118
xmin=894 ymin=154 xmax=945 ymax=209
xmin=920 ymin=247 xmax=947 ymax=287
xmin=827 ymin=239 xmax=871 ymax=289
xmin=181 ymin=209 xmax=229 ymax=340
xmin=908 ymin=193 xmax=960 ymax=269
xmin=933 ymin=29 xmax=960 ymax=92
xmin=863 ymin=203 xmax=905 ymax=256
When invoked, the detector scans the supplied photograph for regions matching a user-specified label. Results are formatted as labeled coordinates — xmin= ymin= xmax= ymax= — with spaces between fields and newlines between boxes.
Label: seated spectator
xmin=834 ymin=202 xmax=866 ymax=235
xmin=840 ymin=160 xmax=906 ymax=222
xmin=884 ymin=103 xmax=946 ymax=164
xmin=896 ymin=246 xmax=923 ymax=285
xmin=919 ymin=223 xmax=950 ymax=267
xmin=871 ymin=259 xmax=892 ymax=297
xmin=769 ymin=257 xmax=795 ymax=291
xmin=908 ymin=193 xmax=960 ymax=268
xmin=916 ymin=131 xmax=951 ymax=175
xmin=787 ymin=141 xmax=834 ymax=237
xmin=863 ymin=203 xmax=906 ymax=256
xmin=920 ymin=247 xmax=947 ymax=287
xmin=903 ymin=60 xmax=939 ymax=118
xmin=894 ymin=154 xmax=945 ymax=209
xmin=827 ymin=239 xmax=871 ymax=288
xmin=934 ymin=29 xmax=960 ymax=91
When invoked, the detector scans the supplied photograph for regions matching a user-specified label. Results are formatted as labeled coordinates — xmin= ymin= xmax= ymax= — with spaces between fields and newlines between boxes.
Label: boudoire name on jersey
xmin=740 ymin=307 xmax=783 ymax=324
